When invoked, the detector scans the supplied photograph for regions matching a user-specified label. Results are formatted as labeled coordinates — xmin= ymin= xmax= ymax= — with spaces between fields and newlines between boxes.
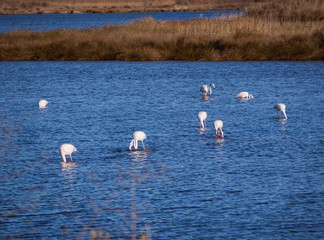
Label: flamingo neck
xmin=129 ymin=140 xmax=134 ymax=150
xmin=61 ymin=152 xmax=66 ymax=162
xmin=283 ymin=110 xmax=287 ymax=119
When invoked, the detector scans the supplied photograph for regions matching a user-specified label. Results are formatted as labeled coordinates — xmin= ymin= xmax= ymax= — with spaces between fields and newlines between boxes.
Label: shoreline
xmin=0 ymin=0 xmax=323 ymax=61
xmin=1 ymin=17 xmax=323 ymax=62
xmin=0 ymin=1 xmax=254 ymax=15
xmin=0 ymin=6 xmax=247 ymax=15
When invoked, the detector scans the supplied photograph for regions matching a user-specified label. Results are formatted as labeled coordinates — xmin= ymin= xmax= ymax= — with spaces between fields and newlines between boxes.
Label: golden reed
xmin=0 ymin=0 xmax=323 ymax=61
xmin=0 ymin=0 xmax=255 ymax=14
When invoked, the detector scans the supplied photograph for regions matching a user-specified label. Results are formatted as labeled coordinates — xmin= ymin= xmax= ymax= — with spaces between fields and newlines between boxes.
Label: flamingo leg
xmin=221 ymin=130 xmax=224 ymax=139
xmin=70 ymin=154 xmax=73 ymax=161
xmin=204 ymin=120 xmax=206 ymax=128
xmin=142 ymin=140 xmax=145 ymax=150
xmin=279 ymin=111 xmax=282 ymax=119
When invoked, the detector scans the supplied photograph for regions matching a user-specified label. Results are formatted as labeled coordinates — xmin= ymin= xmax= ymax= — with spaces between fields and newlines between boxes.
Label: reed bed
xmin=0 ymin=0 xmax=256 ymax=14
xmin=0 ymin=0 xmax=323 ymax=61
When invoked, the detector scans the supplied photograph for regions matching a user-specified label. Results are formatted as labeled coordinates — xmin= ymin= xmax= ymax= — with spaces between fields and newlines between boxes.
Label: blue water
xmin=0 ymin=61 xmax=323 ymax=239
xmin=0 ymin=10 xmax=244 ymax=33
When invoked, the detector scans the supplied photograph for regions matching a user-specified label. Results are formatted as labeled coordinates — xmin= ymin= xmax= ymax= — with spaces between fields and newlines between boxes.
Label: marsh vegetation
xmin=0 ymin=0 xmax=323 ymax=61
xmin=0 ymin=0 xmax=258 ymax=14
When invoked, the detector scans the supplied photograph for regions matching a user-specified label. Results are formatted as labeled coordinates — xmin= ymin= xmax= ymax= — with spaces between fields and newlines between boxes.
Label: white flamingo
xmin=274 ymin=103 xmax=287 ymax=119
xmin=38 ymin=99 xmax=48 ymax=109
xmin=197 ymin=111 xmax=207 ymax=128
xmin=214 ymin=120 xmax=224 ymax=138
xmin=60 ymin=143 xmax=77 ymax=162
xmin=200 ymin=84 xmax=215 ymax=97
xmin=129 ymin=131 xmax=147 ymax=151
xmin=236 ymin=91 xmax=254 ymax=100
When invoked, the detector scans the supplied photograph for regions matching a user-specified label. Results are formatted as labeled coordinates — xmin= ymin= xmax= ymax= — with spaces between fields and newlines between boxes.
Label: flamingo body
xmin=197 ymin=111 xmax=207 ymax=128
xmin=129 ymin=131 xmax=147 ymax=151
xmin=200 ymin=84 xmax=215 ymax=97
xmin=236 ymin=92 xmax=254 ymax=100
xmin=214 ymin=120 xmax=224 ymax=138
xmin=39 ymin=99 xmax=48 ymax=109
xmin=274 ymin=103 xmax=287 ymax=119
xmin=60 ymin=143 xmax=77 ymax=162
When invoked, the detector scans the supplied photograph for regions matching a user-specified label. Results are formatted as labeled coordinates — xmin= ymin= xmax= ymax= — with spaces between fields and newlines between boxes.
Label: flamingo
xmin=60 ymin=144 xmax=77 ymax=162
xmin=214 ymin=120 xmax=224 ymax=138
xmin=197 ymin=111 xmax=207 ymax=128
xmin=274 ymin=103 xmax=287 ymax=119
xmin=236 ymin=91 xmax=254 ymax=100
xmin=38 ymin=99 xmax=48 ymax=109
xmin=129 ymin=131 xmax=147 ymax=151
xmin=200 ymin=84 xmax=215 ymax=97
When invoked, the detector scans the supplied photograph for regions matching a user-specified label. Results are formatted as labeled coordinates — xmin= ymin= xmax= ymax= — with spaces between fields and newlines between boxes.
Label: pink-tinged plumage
xmin=60 ymin=144 xmax=77 ymax=162
xmin=274 ymin=103 xmax=287 ymax=119
xmin=214 ymin=120 xmax=224 ymax=138
xmin=38 ymin=99 xmax=48 ymax=109
xmin=198 ymin=111 xmax=207 ymax=128
xmin=200 ymin=83 xmax=215 ymax=97
xmin=236 ymin=91 xmax=254 ymax=100
xmin=129 ymin=131 xmax=147 ymax=151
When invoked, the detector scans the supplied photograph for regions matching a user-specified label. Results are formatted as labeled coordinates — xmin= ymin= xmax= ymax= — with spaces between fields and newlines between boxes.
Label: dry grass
xmin=0 ymin=0 xmax=258 ymax=14
xmin=247 ymin=0 xmax=324 ymax=21
xmin=0 ymin=0 xmax=323 ymax=61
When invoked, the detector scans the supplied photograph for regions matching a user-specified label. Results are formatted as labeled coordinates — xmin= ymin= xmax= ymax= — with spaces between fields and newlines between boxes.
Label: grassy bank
xmin=0 ymin=0 xmax=323 ymax=61
xmin=0 ymin=0 xmax=258 ymax=14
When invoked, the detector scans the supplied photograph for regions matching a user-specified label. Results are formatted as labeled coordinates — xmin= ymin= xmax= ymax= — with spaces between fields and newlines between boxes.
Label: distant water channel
xmin=0 ymin=10 xmax=244 ymax=32
xmin=0 ymin=61 xmax=323 ymax=239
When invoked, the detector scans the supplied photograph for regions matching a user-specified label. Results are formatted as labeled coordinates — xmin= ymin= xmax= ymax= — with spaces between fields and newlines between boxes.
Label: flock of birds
xmin=198 ymin=83 xmax=287 ymax=138
xmin=38 ymin=83 xmax=287 ymax=163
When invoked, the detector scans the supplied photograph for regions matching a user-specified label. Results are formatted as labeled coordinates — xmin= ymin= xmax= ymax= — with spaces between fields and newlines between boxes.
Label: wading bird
xmin=274 ymin=103 xmax=287 ymax=119
xmin=129 ymin=131 xmax=147 ymax=151
xmin=236 ymin=91 xmax=254 ymax=100
xmin=38 ymin=99 xmax=48 ymax=109
xmin=214 ymin=120 xmax=224 ymax=138
xmin=60 ymin=144 xmax=77 ymax=162
xmin=197 ymin=111 xmax=207 ymax=128
xmin=200 ymin=84 xmax=215 ymax=97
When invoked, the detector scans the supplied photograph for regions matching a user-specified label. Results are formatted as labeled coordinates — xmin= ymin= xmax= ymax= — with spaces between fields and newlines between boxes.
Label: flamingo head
xmin=211 ymin=83 xmax=215 ymax=89
xmin=249 ymin=94 xmax=254 ymax=99
xmin=73 ymin=147 xmax=77 ymax=152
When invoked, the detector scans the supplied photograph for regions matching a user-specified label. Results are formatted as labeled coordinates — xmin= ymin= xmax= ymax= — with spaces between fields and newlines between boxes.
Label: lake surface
xmin=0 ymin=10 xmax=244 ymax=33
xmin=0 ymin=61 xmax=323 ymax=239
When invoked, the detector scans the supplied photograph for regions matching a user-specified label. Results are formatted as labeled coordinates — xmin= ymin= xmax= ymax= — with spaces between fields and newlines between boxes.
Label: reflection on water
xmin=202 ymin=95 xmax=211 ymax=100
xmin=129 ymin=150 xmax=148 ymax=163
xmin=215 ymin=138 xmax=225 ymax=144
xmin=277 ymin=118 xmax=288 ymax=131
xmin=61 ymin=162 xmax=78 ymax=179
xmin=214 ymin=138 xmax=225 ymax=156
xmin=0 ymin=61 xmax=323 ymax=240
xmin=198 ymin=127 xmax=207 ymax=134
